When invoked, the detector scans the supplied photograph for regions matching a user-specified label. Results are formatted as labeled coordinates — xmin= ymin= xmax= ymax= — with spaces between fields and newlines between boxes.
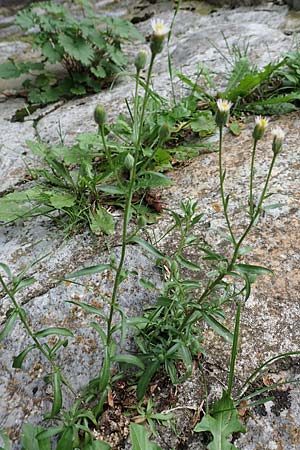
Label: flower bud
xmin=124 ymin=153 xmax=134 ymax=170
xmin=253 ymin=116 xmax=269 ymax=141
xmin=134 ymin=50 xmax=147 ymax=72
xmin=94 ymin=105 xmax=106 ymax=127
xmin=215 ymin=98 xmax=232 ymax=127
xmin=158 ymin=122 xmax=170 ymax=141
xmin=150 ymin=18 xmax=169 ymax=55
xmin=271 ymin=126 xmax=285 ymax=155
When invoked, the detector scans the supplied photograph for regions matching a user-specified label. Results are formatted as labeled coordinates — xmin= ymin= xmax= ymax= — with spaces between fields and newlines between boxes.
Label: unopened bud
xmin=135 ymin=50 xmax=147 ymax=72
xmin=271 ymin=127 xmax=285 ymax=155
xmin=94 ymin=105 xmax=106 ymax=127
xmin=124 ymin=153 xmax=134 ymax=170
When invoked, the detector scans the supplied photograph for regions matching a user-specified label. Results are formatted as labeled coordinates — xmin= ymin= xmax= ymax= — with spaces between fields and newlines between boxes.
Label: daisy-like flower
xmin=215 ymin=99 xmax=233 ymax=127
xmin=253 ymin=115 xmax=269 ymax=141
xmin=151 ymin=18 xmax=169 ymax=37
xmin=216 ymin=98 xmax=233 ymax=113
xmin=150 ymin=18 xmax=169 ymax=55
xmin=271 ymin=126 xmax=285 ymax=154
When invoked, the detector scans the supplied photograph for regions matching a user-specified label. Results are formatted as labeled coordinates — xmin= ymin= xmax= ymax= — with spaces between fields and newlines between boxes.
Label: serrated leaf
xmin=90 ymin=65 xmax=106 ymax=79
xmin=58 ymin=34 xmax=94 ymax=66
xmin=194 ymin=390 xmax=245 ymax=450
xmin=90 ymin=207 xmax=115 ymax=235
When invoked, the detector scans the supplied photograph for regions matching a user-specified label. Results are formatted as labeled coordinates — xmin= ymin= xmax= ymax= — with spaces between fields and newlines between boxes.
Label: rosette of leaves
xmin=0 ymin=0 xmax=143 ymax=104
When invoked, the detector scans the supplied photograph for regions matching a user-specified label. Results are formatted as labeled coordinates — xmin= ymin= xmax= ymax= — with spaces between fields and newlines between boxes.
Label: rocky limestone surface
xmin=1 ymin=1 xmax=300 ymax=449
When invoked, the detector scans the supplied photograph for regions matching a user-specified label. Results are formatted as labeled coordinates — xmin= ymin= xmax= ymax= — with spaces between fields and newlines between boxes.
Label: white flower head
xmin=271 ymin=126 xmax=285 ymax=141
xmin=151 ymin=18 xmax=169 ymax=37
xmin=217 ymin=98 xmax=233 ymax=113
xmin=255 ymin=115 xmax=269 ymax=130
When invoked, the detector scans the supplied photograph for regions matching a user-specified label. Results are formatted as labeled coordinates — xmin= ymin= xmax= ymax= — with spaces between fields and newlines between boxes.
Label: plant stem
xmin=0 ymin=275 xmax=77 ymax=398
xmin=249 ymin=139 xmax=258 ymax=216
xmin=227 ymin=299 xmax=241 ymax=397
xmin=106 ymin=54 xmax=156 ymax=348
xmin=218 ymin=126 xmax=236 ymax=245
xmin=199 ymin=152 xmax=277 ymax=303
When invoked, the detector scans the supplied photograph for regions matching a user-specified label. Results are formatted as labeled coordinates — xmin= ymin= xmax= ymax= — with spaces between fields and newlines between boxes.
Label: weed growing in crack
xmin=0 ymin=0 xmax=143 ymax=105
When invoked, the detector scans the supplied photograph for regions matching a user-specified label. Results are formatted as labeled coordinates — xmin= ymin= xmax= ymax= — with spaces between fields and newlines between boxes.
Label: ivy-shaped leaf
xmin=58 ymin=34 xmax=95 ymax=66
xmin=194 ymin=390 xmax=246 ymax=450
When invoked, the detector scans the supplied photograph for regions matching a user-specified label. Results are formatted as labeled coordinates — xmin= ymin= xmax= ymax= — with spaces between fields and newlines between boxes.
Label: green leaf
xmin=202 ymin=313 xmax=233 ymax=344
xmin=229 ymin=121 xmax=241 ymax=136
xmin=112 ymin=354 xmax=145 ymax=370
xmin=98 ymin=185 xmax=124 ymax=195
xmin=35 ymin=327 xmax=74 ymax=339
xmin=137 ymin=171 xmax=172 ymax=189
xmin=83 ymin=439 xmax=111 ymax=449
xmin=21 ymin=424 xmax=51 ymax=450
xmin=50 ymin=371 xmax=63 ymax=418
xmin=234 ymin=263 xmax=273 ymax=276
xmin=176 ymin=255 xmax=201 ymax=271
xmin=13 ymin=344 xmax=36 ymax=369
xmin=58 ymin=34 xmax=95 ymax=66
xmin=0 ymin=60 xmax=21 ymax=79
xmin=56 ymin=427 xmax=74 ymax=450
xmin=137 ymin=361 xmax=160 ymax=401
xmin=130 ymin=423 xmax=163 ymax=450
xmin=0 ymin=428 xmax=11 ymax=450
xmin=49 ymin=193 xmax=76 ymax=209
xmin=98 ymin=348 xmax=111 ymax=392
xmin=189 ymin=110 xmax=216 ymax=137
xmin=66 ymin=300 xmax=106 ymax=319
xmin=194 ymin=390 xmax=246 ymax=450
xmin=128 ymin=236 xmax=166 ymax=260
xmin=36 ymin=427 xmax=64 ymax=441
xmin=66 ymin=264 xmax=111 ymax=279
xmin=0 ymin=310 xmax=18 ymax=341
xmin=90 ymin=65 xmax=106 ymax=79
xmin=90 ymin=207 xmax=115 ymax=235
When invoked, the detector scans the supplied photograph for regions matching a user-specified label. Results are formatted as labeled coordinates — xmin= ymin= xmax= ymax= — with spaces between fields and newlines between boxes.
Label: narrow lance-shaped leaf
xmin=0 ymin=310 xmax=18 ymax=341
xmin=35 ymin=327 xmax=74 ymax=339
xmin=13 ymin=344 xmax=37 ymax=369
xmin=49 ymin=371 xmax=63 ymax=418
